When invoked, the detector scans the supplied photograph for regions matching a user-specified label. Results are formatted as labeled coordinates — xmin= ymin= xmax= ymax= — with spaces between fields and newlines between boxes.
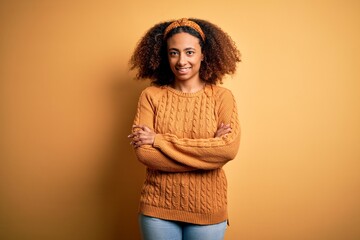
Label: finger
xmin=128 ymin=134 xmax=137 ymax=139
xmin=222 ymin=127 xmax=232 ymax=132
xmin=128 ymin=131 xmax=142 ymax=137
xmin=222 ymin=131 xmax=231 ymax=137
xmin=137 ymin=132 xmax=150 ymax=139
xmin=131 ymin=131 xmax=142 ymax=138
xmin=224 ymin=128 xmax=232 ymax=134
xmin=143 ymin=126 xmax=152 ymax=132
xmin=135 ymin=130 xmax=144 ymax=135
xmin=134 ymin=140 xmax=150 ymax=148
xmin=216 ymin=128 xmax=232 ymax=137
xmin=132 ymin=125 xmax=143 ymax=131
xmin=133 ymin=124 xmax=150 ymax=130
xmin=133 ymin=139 xmax=142 ymax=147
xmin=134 ymin=134 xmax=148 ymax=142
xmin=219 ymin=123 xmax=230 ymax=128
xmin=223 ymin=127 xmax=232 ymax=132
xmin=131 ymin=141 xmax=140 ymax=147
xmin=220 ymin=125 xmax=231 ymax=131
xmin=217 ymin=130 xmax=227 ymax=137
xmin=136 ymin=130 xmax=152 ymax=139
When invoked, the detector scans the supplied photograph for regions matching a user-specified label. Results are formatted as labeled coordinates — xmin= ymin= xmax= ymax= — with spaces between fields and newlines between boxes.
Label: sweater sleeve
xmin=133 ymin=87 xmax=196 ymax=172
xmin=152 ymin=88 xmax=241 ymax=170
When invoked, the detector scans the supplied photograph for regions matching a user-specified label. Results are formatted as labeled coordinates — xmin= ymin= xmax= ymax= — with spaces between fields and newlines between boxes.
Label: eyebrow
xmin=168 ymin=47 xmax=196 ymax=51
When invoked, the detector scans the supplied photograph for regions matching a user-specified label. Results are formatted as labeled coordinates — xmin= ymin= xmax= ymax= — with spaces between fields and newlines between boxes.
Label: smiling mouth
xmin=176 ymin=67 xmax=191 ymax=73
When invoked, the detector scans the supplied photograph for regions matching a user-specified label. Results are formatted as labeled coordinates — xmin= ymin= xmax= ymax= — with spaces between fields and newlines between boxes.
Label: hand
xmin=214 ymin=123 xmax=232 ymax=138
xmin=128 ymin=125 xmax=156 ymax=148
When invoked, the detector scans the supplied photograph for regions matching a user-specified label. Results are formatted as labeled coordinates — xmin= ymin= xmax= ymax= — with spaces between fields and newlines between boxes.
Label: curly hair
xmin=129 ymin=18 xmax=241 ymax=85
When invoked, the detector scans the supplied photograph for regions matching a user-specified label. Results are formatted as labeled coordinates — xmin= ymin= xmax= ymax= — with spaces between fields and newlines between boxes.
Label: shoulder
xmin=140 ymin=85 xmax=164 ymax=97
xmin=141 ymin=85 xmax=162 ymax=94
xmin=210 ymin=84 xmax=235 ymax=100
xmin=138 ymin=85 xmax=167 ymax=103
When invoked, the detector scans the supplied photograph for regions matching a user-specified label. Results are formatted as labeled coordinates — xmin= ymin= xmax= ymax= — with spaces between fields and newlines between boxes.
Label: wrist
xmin=153 ymin=134 xmax=163 ymax=148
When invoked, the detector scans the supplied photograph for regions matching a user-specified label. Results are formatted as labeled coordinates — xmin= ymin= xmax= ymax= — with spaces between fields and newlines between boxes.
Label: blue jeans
xmin=139 ymin=214 xmax=227 ymax=240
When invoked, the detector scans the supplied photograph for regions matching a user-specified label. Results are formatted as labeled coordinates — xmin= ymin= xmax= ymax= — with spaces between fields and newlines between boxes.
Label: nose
xmin=177 ymin=53 xmax=186 ymax=66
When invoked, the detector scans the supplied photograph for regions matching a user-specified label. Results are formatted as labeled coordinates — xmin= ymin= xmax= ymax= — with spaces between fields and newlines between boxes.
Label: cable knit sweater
xmin=132 ymin=84 xmax=241 ymax=225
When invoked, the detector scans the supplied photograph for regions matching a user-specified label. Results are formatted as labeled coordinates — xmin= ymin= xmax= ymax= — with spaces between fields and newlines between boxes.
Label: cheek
xmin=168 ymin=58 xmax=175 ymax=67
xmin=194 ymin=57 xmax=203 ymax=66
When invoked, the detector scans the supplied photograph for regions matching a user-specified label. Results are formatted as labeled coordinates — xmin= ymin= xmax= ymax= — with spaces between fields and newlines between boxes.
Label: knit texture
xmin=132 ymin=84 xmax=241 ymax=225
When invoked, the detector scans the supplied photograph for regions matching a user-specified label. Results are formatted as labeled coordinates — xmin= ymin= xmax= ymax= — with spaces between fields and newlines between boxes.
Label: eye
xmin=186 ymin=51 xmax=195 ymax=55
xmin=168 ymin=51 xmax=179 ymax=57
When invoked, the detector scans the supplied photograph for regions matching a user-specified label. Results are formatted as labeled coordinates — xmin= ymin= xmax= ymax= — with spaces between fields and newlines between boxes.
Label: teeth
xmin=176 ymin=66 xmax=191 ymax=74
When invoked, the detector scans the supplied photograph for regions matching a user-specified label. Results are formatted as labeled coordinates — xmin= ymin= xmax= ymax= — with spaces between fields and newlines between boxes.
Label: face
xmin=167 ymin=32 xmax=204 ymax=83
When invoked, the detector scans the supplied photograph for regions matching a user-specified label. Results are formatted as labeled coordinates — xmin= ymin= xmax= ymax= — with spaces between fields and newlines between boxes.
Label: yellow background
xmin=1 ymin=0 xmax=359 ymax=239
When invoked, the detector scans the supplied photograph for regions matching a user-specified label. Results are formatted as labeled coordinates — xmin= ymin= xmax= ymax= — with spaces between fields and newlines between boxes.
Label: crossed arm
xmin=128 ymin=87 xmax=240 ymax=172
xmin=128 ymin=123 xmax=232 ymax=148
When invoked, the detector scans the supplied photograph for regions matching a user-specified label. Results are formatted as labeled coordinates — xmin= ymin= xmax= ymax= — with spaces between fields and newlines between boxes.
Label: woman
xmin=128 ymin=18 xmax=241 ymax=240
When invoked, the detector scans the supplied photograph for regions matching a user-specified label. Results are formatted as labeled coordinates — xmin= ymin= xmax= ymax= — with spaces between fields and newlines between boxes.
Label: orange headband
xmin=164 ymin=18 xmax=205 ymax=41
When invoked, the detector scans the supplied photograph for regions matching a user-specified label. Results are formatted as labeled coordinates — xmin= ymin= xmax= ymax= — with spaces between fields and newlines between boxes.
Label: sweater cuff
xmin=153 ymin=134 xmax=164 ymax=148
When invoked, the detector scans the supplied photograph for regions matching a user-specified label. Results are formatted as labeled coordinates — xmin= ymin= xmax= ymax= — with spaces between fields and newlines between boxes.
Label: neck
xmin=172 ymin=79 xmax=205 ymax=93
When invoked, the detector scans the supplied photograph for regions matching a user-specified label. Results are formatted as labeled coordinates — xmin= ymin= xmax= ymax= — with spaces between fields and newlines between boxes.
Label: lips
xmin=176 ymin=67 xmax=191 ymax=74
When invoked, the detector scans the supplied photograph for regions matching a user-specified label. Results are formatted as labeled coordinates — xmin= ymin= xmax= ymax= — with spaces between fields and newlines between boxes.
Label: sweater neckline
xmin=164 ymin=84 xmax=211 ymax=97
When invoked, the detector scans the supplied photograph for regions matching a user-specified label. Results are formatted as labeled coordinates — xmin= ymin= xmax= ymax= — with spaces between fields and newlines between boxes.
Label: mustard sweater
xmin=132 ymin=84 xmax=241 ymax=225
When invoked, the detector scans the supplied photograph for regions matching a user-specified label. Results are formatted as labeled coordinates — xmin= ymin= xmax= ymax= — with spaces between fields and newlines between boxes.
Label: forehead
xmin=167 ymin=32 xmax=201 ymax=49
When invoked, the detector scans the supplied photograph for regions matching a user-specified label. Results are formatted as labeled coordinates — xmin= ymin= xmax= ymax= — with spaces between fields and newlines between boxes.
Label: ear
xmin=201 ymin=53 xmax=204 ymax=61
